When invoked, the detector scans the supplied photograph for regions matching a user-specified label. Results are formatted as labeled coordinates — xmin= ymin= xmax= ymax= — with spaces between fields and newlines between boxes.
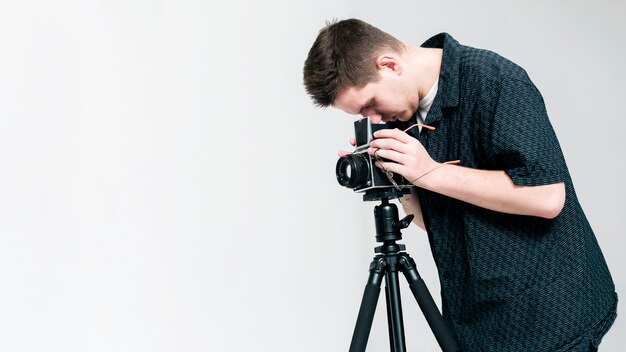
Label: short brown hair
xmin=303 ymin=19 xmax=404 ymax=107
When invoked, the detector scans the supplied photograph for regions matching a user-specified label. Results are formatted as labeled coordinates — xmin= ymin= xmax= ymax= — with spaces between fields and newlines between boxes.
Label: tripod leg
xmin=384 ymin=286 xmax=395 ymax=352
xmin=385 ymin=266 xmax=407 ymax=352
xmin=399 ymin=254 xmax=461 ymax=352
xmin=349 ymin=257 xmax=385 ymax=352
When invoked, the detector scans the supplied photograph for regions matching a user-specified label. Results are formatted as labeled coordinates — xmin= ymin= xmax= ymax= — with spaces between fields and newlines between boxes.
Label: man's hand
xmin=366 ymin=128 xmax=438 ymax=185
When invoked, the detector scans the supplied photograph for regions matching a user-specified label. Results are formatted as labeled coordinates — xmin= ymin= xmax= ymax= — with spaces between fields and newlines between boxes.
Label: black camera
xmin=335 ymin=117 xmax=412 ymax=193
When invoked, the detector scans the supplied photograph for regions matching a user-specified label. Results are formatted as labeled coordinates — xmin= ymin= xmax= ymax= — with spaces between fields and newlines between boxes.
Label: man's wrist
xmin=410 ymin=161 xmax=442 ymax=187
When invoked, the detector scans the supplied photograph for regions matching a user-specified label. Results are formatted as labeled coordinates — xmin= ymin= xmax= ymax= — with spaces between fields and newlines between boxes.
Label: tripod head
xmin=365 ymin=188 xmax=414 ymax=254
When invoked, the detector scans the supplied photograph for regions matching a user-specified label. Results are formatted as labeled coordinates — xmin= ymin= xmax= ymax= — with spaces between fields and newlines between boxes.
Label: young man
xmin=303 ymin=19 xmax=617 ymax=351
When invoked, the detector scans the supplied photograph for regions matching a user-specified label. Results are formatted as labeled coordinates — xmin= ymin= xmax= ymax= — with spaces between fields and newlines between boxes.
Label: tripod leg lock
xmin=367 ymin=257 xmax=386 ymax=286
xmin=398 ymin=254 xmax=421 ymax=283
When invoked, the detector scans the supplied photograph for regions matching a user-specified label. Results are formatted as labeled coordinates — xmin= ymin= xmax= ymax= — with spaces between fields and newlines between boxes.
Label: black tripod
xmin=349 ymin=189 xmax=461 ymax=352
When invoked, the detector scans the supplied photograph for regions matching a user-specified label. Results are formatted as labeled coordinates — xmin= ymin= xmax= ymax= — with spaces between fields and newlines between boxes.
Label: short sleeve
xmin=481 ymin=77 xmax=568 ymax=186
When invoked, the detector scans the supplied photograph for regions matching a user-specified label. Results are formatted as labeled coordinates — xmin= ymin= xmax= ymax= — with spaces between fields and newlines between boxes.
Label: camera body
xmin=336 ymin=117 xmax=412 ymax=193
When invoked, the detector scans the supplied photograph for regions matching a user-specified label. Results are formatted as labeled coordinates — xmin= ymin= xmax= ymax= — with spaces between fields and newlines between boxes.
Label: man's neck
xmin=405 ymin=45 xmax=443 ymax=101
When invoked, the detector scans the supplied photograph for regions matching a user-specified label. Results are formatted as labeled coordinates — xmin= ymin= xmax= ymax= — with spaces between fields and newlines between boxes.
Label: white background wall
xmin=0 ymin=1 xmax=623 ymax=351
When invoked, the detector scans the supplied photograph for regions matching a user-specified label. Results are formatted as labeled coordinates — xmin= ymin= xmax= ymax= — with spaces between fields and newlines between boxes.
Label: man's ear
xmin=376 ymin=54 xmax=402 ymax=75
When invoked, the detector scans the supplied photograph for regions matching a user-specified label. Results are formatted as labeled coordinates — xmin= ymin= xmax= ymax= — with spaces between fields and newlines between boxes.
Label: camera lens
xmin=336 ymin=153 xmax=369 ymax=189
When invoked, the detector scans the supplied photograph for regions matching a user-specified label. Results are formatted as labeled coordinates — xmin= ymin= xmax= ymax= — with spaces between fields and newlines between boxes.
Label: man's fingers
xmin=338 ymin=150 xmax=351 ymax=157
xmin=349 ymin=138 xmax=356 ymax=146
xmin=373 ymin=128 xmax=413 ymax=143
xmin=374 ymin=159 xmax=403 ymax=176
xmin=369 ymin=138 xmax=408 ymax=153
xmin=370 ymin=148 xmax=408 ymax=165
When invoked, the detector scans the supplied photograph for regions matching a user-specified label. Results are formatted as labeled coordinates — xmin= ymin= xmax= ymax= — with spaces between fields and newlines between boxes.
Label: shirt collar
xmin=421 ymin=32 xmax=462 ymax=110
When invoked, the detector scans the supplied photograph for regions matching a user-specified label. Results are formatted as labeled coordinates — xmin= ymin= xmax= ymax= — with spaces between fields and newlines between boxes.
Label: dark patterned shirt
xmin=404 ymin=33 xmax=617 ymax=351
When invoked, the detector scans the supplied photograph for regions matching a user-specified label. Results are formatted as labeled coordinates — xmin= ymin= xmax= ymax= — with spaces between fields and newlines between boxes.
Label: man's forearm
xmin=417 ymin=164 xmax=565 ymax=219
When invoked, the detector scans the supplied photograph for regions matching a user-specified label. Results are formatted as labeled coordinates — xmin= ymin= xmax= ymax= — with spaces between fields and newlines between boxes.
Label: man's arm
xmin=369 ymin=128 xmax=566 ymax=219
xmin=418 ymin=165 xmax=565 ymax=219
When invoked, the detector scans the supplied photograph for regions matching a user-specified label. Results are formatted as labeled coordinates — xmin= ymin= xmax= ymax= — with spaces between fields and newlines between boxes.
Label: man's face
xmin=333 ymin=70 xmax=417 ymax=124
